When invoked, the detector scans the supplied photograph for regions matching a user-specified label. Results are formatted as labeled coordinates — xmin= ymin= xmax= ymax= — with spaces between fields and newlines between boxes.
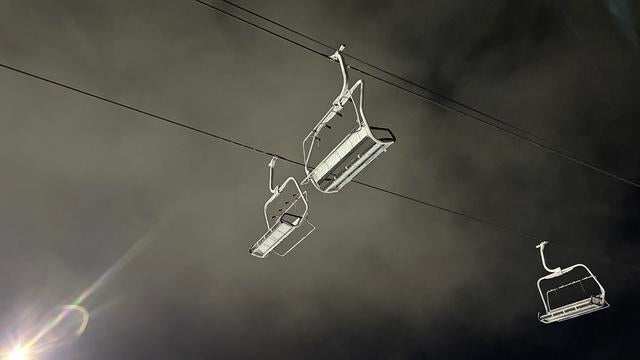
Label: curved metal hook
xmin=536 ymin=241 xmax=562 ymax=274
xmin=330 ymin=44 xmax=349 ymax=99
xmin=268 ymin=156 xmax=278 ymax=194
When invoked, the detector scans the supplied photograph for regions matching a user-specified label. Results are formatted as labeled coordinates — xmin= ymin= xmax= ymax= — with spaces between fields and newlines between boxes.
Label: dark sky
xmin=1 ymin=0 xmax=640 ymax=359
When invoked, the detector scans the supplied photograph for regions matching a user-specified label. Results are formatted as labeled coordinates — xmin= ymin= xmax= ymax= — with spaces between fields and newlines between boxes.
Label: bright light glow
xmin=0 ymin=208 xmax=167 ymax=360
xmin=7 ymin=346 xmax=28 ymax=360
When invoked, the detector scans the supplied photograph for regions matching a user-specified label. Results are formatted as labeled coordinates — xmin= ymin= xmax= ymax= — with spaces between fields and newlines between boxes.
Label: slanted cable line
xmin=1 ymin=61 xmax=639 ymax=273
xmin=219 ymin=0 xmax=546 ymax=143
xmin=218 ymin=0 xmax=334 ymax=50
xmin=347 ymin=65 xmax=640 ymax=190
xmin=352 ymin=180 xmax=543 ymax=242
xmin=195 ymin=0 xmax=640 ymax=190
xmin=0 ymin=64 xmax=279 ymax=159
xmin=195 ymin=0 xmax=328 ymax=59
xmin=356 ymin=180 xmax=640 ymax=274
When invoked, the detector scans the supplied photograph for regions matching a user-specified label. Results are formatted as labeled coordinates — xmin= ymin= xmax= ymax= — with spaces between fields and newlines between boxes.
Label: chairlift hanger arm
xmin=268 ymin=156 xmax=278 ymax=193
xmin=536 ymin=241 xmax=562 ymax=274
xmin=330 ymin=44 xmax=349 ymax=99
xmin=302 ymin=45 xmax=351 ymax=182
xmin=302 ymin=44 xmax=395 ymax=194
xmin=302 ymin=45 xmax=363 ymax=157
xmin=309 ymin=45 xmax=352 ymax=132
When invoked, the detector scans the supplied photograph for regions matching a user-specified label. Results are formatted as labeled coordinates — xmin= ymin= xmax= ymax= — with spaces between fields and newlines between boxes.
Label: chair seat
xmin=539 ymin=296 xmax=609 ymax=323
xmin=250 ymin=214 xmax=301 ymax=258
xmin=310 ymin=126 xmax=393 ymax=192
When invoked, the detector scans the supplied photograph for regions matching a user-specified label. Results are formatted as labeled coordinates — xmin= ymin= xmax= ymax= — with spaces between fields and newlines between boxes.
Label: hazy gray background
xmin=1 ymin=0 xmax=639 ymax=358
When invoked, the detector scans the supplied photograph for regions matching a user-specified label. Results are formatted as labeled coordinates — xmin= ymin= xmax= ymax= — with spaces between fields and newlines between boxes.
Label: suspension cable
xmin=195 ymin=0 xmax=640 ymax=190
xmin=1 ymin=61 xmax=638 ymax=273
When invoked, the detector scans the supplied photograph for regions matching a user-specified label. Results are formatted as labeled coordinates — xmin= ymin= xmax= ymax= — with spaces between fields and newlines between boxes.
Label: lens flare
xmin=62 ymin=305 xmax=90 ymax=336
xmin=1 ymin=201 xmax=175 ymax=360
xmin=6 ymin=345 xmax=28 ymax=360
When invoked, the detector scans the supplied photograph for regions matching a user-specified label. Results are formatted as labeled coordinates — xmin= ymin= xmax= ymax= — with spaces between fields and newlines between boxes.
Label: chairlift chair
xmin=249 ymin=157 xmax=315 ymax=258
xmin=302 ymin=45 xmax=396 ymax=193
xmin=535 ymin=241 xmax=609 ymax=324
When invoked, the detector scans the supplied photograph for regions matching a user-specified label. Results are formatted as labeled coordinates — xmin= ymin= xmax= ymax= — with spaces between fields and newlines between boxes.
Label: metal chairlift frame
xmin=249 ymin=157 xmax=315 ymax=258
xmin=302 ymin=45 xmax=396 ymax=194
xmin=535 ymin=241 xmax=609 ymax=324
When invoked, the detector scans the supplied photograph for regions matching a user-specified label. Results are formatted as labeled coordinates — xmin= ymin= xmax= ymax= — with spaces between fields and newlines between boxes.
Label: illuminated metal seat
xmin=250 ymin=157 xmax=315 ymax=258
xmin=302 ymin=45 xmax=396 ymax=194
xmin=535 ymin=241 xmax=609 ymax=324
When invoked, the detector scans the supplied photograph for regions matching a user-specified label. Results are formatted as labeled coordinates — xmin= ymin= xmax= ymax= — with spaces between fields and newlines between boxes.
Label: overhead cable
xmin=1 ymin=61 xmax=638 ymax=273
xmin=196 ymin=0 xmax=640 ymax=190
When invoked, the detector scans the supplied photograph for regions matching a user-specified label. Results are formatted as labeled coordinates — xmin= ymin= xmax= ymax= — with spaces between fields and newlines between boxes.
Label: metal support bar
xmin=536 ymin=241 xmax=562 ymax=274
xmin=268 ymin=156 xmax=278 ymax=194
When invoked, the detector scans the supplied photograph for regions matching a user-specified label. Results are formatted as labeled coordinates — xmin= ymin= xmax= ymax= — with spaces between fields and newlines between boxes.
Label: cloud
xmin=1 ymin=0 xmax=639 ymax=359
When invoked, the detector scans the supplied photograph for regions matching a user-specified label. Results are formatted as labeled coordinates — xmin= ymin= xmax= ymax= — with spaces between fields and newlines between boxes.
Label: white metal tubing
xmin=268 ymin=156 xmax=277 ymax=194
xmin=536 ymin=241 xmax=561 ymax=274
xmin=302 ymin=44 xmax=394 ymax=194
xmin=568 ymin=264 xmax=607 ymax=303
xmin=536 ymin=260 xmax=609 ymax=323
xmin=303 ymin=80 xmax=394 ymax=193
xmin=539 ymin=297 xmax=609 ymax=323
xmin=263 ymin=156 xmax=309 ymax=227
xmin=263 ymin=178 xmax=308 ymax=228
xmin=330 ymin=44 xmax=349 ymax=102
xmin=255 ymin=137 xmax=317 ymax=258
xmin=545 ymin=275 xmax=593 ymax=307
xmin=536 ymin=277 xmax=550 ymax=313
xmin=273 ymin=220 xmax=316 ymax=257
xmin=302 ymin=45 xmax=353 ymax=185
xmin=253 ymin=192 xmax=314 ymax=258
xmin=251 ymin=221 xmax=296 ymax=258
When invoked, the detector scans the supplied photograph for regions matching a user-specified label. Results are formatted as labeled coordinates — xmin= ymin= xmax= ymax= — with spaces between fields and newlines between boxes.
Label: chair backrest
xmin=250 ymin=206 xmax=315 ymax=258
xmin=309 ymin=126 xmax=394 ymax=192
xmin=535 ymin=242 xmax=609 ymax=323
xmin=251 ymin=156 xmax=315 ymax=258
xmin=263 ymin=178 xmax=308 ymax=228
xmin=302 ymin=46 xmax=395 ymax=193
